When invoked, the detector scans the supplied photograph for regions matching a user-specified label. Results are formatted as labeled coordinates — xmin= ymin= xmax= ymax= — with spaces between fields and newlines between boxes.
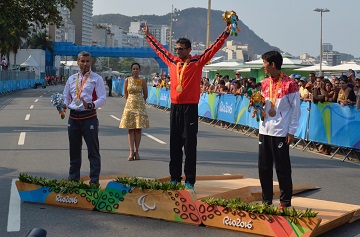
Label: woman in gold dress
xmin=119 ymin=63 xmax=149 ymax=160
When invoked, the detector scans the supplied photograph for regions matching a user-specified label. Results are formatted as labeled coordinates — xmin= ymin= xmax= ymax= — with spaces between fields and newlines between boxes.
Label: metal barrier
xmin=0 ymin=71 xmax=36 ymax=81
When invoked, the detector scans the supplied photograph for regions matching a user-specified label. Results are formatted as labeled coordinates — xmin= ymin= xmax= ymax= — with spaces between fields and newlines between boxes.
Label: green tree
xmin=119 ymin=58 xmax=137 ymax=72
xmin=27 ymin=32 xmax=54 ymax=55
xmin=0 ymin=0 xmax=76 ymax=60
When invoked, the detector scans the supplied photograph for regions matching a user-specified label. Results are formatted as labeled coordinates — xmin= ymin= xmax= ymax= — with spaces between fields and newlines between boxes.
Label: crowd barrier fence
xmin=0 ymin=77 xmax=45 ymax=94
xmin=112 ymin=82 xmax=360 ymax=161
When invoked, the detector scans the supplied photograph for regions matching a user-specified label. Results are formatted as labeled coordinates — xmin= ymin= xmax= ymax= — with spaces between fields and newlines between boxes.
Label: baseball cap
xmin=295 ymin=75 xmax=302 ymax=79
xmin=300 ymin=77 xmax=307 ymax=82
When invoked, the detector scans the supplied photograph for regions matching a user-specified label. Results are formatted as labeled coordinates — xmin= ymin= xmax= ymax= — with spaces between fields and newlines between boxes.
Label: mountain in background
xmin=93 ymin=7 xmax=281 ymax=57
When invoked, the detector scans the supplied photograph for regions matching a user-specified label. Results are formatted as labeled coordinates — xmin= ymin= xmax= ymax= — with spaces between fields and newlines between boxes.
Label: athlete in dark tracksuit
xmin=63 ymin=51 xmax=106 ymax=185
xmin=143 ymin=24 xmax=230 ymax=187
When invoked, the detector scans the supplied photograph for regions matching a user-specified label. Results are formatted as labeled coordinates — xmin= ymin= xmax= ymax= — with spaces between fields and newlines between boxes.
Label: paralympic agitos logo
xmin=137 ymin=194 xmax=156 ymax=211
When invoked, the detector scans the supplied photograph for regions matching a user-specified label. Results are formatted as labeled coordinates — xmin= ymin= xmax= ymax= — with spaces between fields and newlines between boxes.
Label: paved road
xmin=0 ymin=85 xmax=359 ymax=237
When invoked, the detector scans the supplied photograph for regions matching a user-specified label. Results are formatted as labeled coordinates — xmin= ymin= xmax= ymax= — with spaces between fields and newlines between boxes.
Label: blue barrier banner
xmin=198 ymin=93 xmax=218 ymax=119
xmin=235 ymin=96 xmax=259 ymax=129
xmin=308 ymin=102 xmax=360 ymax=149
xmin=147 ymin=86 xmax=159 ymax=105
xmin=158 ymin=88 xmax=170 ymax=108
xmin=294 ymin=101 xmax=310 ymax=139
xmin=216 ymin=94 xmax=237 ymax=124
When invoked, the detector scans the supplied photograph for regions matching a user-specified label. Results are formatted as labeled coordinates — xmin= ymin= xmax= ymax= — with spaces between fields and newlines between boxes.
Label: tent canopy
xmin=245 ymin=57 xmax=307 ymax=69
xmin=20 ymin=55 xmax=39 ymax=67
xmin=204 ymin=61 xmax=244 ymax=70
xmin=330 ymin=62 xmax=360 ymax=72
xmin=294 ymin=63 xmax=333 ymax=72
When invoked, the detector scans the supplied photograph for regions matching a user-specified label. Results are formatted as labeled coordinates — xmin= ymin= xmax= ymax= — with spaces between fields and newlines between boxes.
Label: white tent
xmin=294 ymin=63 xmax=334 ymax=72
xmin=20 ymin=55 xmax=40 ymax=77
xmin=21 ymin=55 xmax=39 ymax=67
xmin=60 ymin=60 xmax=80 ymax=75
xmin=329 ymin=62 xmax=360 ymax=72
xmin=203 ymin=61 xmax=244 ymax=71
xmin=245 ymin=57 xmax=307 ymax=69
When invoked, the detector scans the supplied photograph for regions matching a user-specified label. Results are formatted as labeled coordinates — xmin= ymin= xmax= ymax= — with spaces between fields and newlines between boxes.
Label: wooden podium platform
xmin=158 ymin=174 xmax=360 ymax=236
xmin=84 ymin=174 xmax=360 ymax=236
xmin=17 ymin=174 xmax=360 ymax=236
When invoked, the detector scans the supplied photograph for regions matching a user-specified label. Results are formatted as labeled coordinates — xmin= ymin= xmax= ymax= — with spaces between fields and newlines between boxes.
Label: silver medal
xmin=75 ymin=98 xmax=81 ymax=106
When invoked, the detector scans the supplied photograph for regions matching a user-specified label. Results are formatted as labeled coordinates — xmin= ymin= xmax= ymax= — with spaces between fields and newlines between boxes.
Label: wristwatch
xmin=87 ymin=102 xmax=94 ymax=110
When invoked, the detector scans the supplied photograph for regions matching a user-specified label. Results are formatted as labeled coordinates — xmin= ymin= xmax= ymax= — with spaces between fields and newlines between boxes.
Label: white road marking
xmin=110 ymin=115 xmax=120 ymax=121
xmin=30 ymin=105 xmax=34 ymax=109
xmin=34 ymin=99 xmax=38 ymax=102
xmin=18 ymin=132 xmax=26 ymax=145
xmin=25 ymin=114 xmax=30 ymax=121
xmin=7 ymin=179 xmax=21 ymax=232
xmin=109 ymin=116 xmax=165 ymax=144
xmin=143 ymin=133 xmax=166 ymax=144
xmin=39 ymin=95 xmax=43 ymax=98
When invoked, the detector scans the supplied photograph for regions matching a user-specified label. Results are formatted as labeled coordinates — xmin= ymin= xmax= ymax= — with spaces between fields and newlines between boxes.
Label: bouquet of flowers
xmin=51 ymin=93 xmax=66 ymax=119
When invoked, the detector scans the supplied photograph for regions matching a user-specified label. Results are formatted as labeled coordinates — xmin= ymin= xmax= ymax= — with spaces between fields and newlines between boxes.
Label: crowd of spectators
xmin=200 ymin=72 xmax=261 ymax=99
xmin=291 ymin=70 xmax=360 ymax=155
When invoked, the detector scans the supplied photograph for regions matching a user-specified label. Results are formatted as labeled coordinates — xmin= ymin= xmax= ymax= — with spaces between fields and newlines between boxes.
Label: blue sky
xmin=93 ymin=0 xmax=359 ymax=58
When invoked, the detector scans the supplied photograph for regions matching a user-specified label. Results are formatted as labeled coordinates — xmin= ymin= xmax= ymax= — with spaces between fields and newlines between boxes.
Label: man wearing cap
xmin=294 ymin=75 xmax=302 ymax=84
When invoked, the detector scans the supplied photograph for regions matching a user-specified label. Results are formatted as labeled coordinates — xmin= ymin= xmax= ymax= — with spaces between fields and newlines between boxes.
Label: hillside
xmin=93 ymin=7 xmax=280 ymax=56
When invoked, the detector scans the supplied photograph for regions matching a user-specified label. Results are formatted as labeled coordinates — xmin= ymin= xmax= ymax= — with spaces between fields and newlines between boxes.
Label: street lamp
xmin=169 ymin=5 xmax=179 ymax=54
xmin=206 ymin=0 xmax=211 ymax=48
xmin=313 ymin=8 xmax=330 ymax=76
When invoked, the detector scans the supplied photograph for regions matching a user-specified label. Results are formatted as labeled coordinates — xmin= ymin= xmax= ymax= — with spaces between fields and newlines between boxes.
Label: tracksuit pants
xmin=169 ymin=104 xmax=198 ymax=185
xmin=258 ymin=134 xmax=293 ymax=207
xmin=68 ymin=113 xmax=101 ymax=184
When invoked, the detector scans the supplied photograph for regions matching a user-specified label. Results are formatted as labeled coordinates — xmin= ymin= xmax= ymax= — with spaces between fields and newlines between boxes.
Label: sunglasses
xmin=174 ymin=47 xmax=187 ymax=51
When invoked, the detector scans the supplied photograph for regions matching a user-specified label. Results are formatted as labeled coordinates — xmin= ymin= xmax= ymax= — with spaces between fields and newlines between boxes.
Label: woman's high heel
xmin=128 ymin=150 xmax=135 ymax=161
xmin=134 ymin=151 xmax=140 ymax=160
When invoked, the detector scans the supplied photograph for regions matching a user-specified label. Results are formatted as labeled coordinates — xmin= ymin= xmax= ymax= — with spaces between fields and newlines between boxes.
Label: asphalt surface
xmin=0 ymin=85 xmax=359 ymax=237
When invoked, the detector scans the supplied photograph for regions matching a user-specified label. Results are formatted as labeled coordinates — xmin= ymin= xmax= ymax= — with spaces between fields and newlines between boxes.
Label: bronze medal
xmin=176 ymin=85 xmax=183 ymax=93
xmin=268 ymin=108 xmax=276 ymax=117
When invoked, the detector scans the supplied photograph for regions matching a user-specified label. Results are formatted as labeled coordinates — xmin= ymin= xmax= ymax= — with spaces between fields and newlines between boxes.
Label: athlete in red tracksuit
xmin=143 ymin=24 xmax=230 ymax=188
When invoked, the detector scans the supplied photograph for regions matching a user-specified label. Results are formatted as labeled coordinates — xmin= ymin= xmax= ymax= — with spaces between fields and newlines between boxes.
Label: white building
xmin=48 ymin=6 xmax=75 ymax=43
xmin=70 ymin=0 xmax=93 ymax=46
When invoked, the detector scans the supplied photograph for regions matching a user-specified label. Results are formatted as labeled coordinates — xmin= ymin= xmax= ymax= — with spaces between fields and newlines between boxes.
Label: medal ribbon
xmin=269 ymin=72 xmax=283 ymax=109
xmin=75 ymin=71 xmax=91 ymax=99
xmin=176 ymin=57 xmax=190 ymax=88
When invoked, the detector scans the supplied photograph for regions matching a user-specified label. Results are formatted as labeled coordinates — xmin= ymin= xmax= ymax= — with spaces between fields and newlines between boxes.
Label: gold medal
xmin=176 ymin=85 xmax=183 ymax=93
xmin=268 ymin=108 xmax=276 ymax=117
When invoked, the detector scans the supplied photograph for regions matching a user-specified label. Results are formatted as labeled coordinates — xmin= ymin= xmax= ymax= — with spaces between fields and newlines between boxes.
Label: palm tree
xmin=27 ymin=32 xmax=54 ymax=55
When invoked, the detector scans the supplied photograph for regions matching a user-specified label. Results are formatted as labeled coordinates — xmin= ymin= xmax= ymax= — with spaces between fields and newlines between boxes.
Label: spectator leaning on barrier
xmin=298 ymin=77 xmax=309 ymax=101
xmin=337 ymin=75 xmax=356 ymax=107
xmin=355 ymin=77 xmax=360 ymax=109
xmin=347 ymin=69 xmax=356 ymax=87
